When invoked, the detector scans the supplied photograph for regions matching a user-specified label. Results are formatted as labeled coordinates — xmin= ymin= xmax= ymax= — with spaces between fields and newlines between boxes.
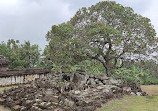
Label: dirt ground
xmin=141 ymin=85 xmax=158 ymax=96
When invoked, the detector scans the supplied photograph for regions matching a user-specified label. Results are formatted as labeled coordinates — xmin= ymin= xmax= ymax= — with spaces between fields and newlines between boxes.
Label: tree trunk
xmin=106 ymin=60 xmax=111 ymax=76
xmin=94 ymin=57 xmax=111 ymax=77
xmin=105 ymin=66 xmax=110 ymax=77
xmin=101 ymin=61 xmax=110 ymax=77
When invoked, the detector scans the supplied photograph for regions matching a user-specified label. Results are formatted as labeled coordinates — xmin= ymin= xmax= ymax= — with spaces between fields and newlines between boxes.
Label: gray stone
xmin=45 ymin=102 xmax=52 ymax=107
xmin=95 ymin=79 xmax=99 ymax=82
xmin=46 ymin=89 xmax=53 ymax=95
xmin=39 ymin=102 xmax=47 ymax=109
xmin=52 ymin=102 xmax=58 ymax=105
xmin=75 ymin=90 xmax=81 ymax=95
xmin=130 ymin=92 xmax=136 ymax=95
xmin=126 ymin=87 xmax=132 ymax=92
xmin=35 ymin=99 xmax=42 ymax=103
xmin=102 ymin=76 xmax=109 ymax=80
xmin=90 ymin=74 xmax=94 ymax=78
xmin=43 ymin=95 xmax=59 ymax=102
xmin=31 ymin=106 xmax=42 ymax=111
xmin=96 ymin=86 xmax=104 ymax=90
xmin=20 ymin=106 xmax=27 ymax=111
xmin=136 ymin=92 xmax=142 ymax=96
xmin=99 ymin=82 xmax=103 ymax=85
xmin=102 ymin=80 xmax=108 ymax=84
xmin=33 ymin=103 xmax=38 ymax=106
xmin=103 ymin=80 xmax=112 ymax=85
xmin=109 ymin=78 xmax=119 ymax=85
xmin=95 ymin=74 xmax=103 ymax=79
xmin=65 ymin=99 xmax=75 ymax=107
xmin=103 ymin=89 xmax=110 ymax=93
xmin=25 ymin=100 xmax=32 ymax=105
xmin=54 ymin=108 xmax=64 ymax=111
xmin=84 ymin=75 xmax=89 ymax=82
xmin=87 ymin=78 xmax=96 ymax=85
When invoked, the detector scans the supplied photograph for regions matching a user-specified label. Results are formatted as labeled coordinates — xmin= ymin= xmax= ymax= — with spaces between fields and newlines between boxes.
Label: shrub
xmin=112 ymin=65 xmax=158 ymax=85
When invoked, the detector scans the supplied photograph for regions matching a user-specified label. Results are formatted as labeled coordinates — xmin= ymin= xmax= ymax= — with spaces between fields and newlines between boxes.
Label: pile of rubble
xmin=0 ymin=72 xmax=144 ymax=111
xmin=123 ymin=82 xmax=146 ymax=96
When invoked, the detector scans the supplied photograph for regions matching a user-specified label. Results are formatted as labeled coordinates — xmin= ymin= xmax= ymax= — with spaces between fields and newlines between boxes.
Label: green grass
xmin=0 ymin=86 xmax=18 ymax=93
xmin=98 ymin=85 xmax=158 ymax=111
xmin=141 ymin=85 xmax=158 ymax=96
xmin=100 ymin=95 xmax=158 ymax=111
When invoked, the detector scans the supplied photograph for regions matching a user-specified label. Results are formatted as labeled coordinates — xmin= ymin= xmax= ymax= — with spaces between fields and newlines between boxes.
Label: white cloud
xmin=142 ymin=0 xmax=158 ymax=36
xmin=0 ymin=0 xmax=158 ymax=50
xmin=0 ymin=0 xmax=18 ymax=5
xmin=0 ymin=0 xmax=72 ymax=49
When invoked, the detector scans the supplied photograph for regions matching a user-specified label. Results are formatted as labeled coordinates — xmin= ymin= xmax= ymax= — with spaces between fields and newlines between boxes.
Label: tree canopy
xmin=46 ymin=1 xmax=158 ymax=76
xmin=0 ymin=39 xmax=41 ymax=69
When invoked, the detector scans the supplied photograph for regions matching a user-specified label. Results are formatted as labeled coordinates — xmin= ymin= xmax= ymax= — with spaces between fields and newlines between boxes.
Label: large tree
xmin=46 ymin=1 xmax=158 ymax=76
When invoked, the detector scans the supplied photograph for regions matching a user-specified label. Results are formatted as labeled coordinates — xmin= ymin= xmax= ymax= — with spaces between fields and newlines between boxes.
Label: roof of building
xmin=0 ymin=68 xmax=50 ymax=77
xmin=0 ymin=55 xmax=11 ymax=66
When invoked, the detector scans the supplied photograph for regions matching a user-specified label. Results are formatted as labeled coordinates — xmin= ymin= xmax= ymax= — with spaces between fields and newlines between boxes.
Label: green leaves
xmin=0 ymin=39 xmax=41 ymax=69
xmin=114 ymin=61 xmax=158 ymax=85
xmin=46 ymin=23 xmax=73 ymax=41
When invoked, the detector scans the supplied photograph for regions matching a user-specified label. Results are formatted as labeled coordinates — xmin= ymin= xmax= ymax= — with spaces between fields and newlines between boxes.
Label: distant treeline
xmin=0 ymin=39 xmax=41 ymax=69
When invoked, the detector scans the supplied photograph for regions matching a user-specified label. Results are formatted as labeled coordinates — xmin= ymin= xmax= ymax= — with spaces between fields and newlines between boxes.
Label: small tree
xmin=46 ymin=1 xmax=158 ymax=76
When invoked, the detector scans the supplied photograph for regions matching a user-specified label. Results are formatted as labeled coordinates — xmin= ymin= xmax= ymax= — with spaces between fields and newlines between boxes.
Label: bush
xmin=70 ymin=60 xmax=105 ymax=73
xmin=112 ymin=65 xmax=158 ymax=85
xmin=112 ymin=68 xmax=139 ymax=84
xmin=143 ymin=77 xmax=158 ymax=85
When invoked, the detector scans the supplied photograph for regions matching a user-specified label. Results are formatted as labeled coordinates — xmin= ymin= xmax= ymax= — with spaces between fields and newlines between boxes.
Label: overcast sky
xmin=0 ymin=0 xmax=158 ymax=50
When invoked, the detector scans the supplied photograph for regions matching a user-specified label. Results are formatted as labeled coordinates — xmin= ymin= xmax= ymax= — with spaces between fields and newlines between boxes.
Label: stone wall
xmin=0 ymin=69 xmax=50 ymax=86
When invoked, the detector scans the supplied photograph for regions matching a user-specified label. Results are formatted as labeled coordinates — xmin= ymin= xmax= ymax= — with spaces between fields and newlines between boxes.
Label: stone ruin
xmin=0 ymin=71 xmax=145 ymax=111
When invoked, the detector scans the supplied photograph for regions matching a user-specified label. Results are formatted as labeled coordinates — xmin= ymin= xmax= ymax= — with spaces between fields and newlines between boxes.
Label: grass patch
xmin=99 ymin=95 xmax=158 ymax=111
xmin=0 ymin=105 xmax=11 ymax=111
xmin=98 ymin=85 xmax=158 ymax=111
xmin=0 ymin=86 xmax=18 ymax=93
xmin=141 ymin=85 xmax=158 ymax=96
